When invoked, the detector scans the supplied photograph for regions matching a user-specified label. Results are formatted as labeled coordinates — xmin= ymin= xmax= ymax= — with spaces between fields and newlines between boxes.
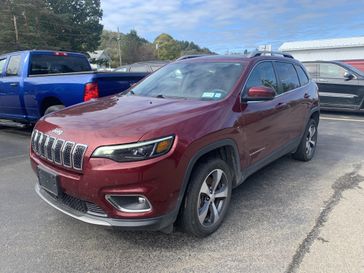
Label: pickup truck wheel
xmin=44 ymin=105 xmax=65 ymax=115
xmin=181 ymin=158 xmax=232 ymax=237
xmin=293 ymin=119 xmax=318 ymax=161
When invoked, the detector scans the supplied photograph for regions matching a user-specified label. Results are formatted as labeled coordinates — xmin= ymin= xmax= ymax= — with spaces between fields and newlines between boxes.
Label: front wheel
xmin=180 ymin=158 xmax=232 ymax=237
xmin=293 ymin=119 xmax=318 ymax=161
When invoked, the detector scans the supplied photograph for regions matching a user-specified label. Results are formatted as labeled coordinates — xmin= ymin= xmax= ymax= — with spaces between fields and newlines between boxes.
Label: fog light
xmin=105 ymin=195 xmax=152 ymax=213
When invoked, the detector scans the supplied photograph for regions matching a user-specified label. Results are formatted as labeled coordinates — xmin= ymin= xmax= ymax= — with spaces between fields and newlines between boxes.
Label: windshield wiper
xmin=155 ymin=94 xmax=165 ymax=98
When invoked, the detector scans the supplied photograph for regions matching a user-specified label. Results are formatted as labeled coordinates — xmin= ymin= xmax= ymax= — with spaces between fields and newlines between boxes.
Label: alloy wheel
xmin=197 ymin=169 xmax=229 ymax=227
xmin=305 ymin=124 xmax=317 ymax=157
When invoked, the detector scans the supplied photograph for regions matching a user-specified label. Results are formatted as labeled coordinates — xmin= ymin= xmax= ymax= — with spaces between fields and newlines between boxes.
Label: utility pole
xmin=117 ymin=27 xmax=122 ymax=66
xmin=13 ymin=15 xmax=19 ymax=45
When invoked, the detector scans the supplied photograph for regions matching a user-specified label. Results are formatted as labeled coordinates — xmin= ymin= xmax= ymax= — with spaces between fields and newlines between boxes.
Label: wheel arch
xmin=174 ymin=139 xmax=242 ymax=220
xmin=40 ymin=96 xmax=64 ymax=116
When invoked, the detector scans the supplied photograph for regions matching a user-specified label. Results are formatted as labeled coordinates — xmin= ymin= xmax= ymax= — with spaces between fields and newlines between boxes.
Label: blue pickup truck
xmin=0 ymin=50 xmax=147 ymax=124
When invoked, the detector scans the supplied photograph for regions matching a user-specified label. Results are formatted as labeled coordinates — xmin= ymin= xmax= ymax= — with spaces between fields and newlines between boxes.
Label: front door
xmin=317 ymin=63 xmax=360 ymax=109
xmin=0 ymin=54 xmax=24 ymax=118
xmin=238 ymin=61 xmax=291 ymax=167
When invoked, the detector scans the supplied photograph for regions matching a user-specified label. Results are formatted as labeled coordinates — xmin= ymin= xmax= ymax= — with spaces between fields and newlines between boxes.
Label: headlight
xmin=92 ymin=135 xmax=174 ymax=162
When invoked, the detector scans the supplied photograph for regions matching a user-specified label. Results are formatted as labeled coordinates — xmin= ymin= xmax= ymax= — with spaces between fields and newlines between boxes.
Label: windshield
xmin=130 ymin=61 xmax=245 ymax=100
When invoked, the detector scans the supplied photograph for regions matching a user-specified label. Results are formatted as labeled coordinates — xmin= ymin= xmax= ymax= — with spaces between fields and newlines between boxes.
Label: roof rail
xmin=249 ymin=50 xmax=294 ymax=59
xmin=176 ymin=54 xmax=214 ymax=61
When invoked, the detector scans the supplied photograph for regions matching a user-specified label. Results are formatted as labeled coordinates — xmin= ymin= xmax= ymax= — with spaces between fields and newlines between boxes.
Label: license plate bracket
xmin=37 ymin=166 xmax=60 ymax=196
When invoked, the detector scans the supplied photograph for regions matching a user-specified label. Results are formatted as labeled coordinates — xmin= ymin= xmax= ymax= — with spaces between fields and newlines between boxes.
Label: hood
xmin=36 ymin=94 xmax=220 ymax=146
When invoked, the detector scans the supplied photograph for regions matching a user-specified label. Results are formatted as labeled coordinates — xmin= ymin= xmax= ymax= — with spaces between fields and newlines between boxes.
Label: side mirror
xmin=344 ymin=72 xmax=354 ymax=81
xmin=243 ymin=86 xmax=276 ymax=102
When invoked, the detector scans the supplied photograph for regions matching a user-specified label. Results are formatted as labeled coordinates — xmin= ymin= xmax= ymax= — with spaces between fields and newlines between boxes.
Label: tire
xmin=180 ymin=158 xmax=232 ymax=237
xmin=44 ymin=105 xmax=65 ymax=116
xmin=292 ymin=119 xmax=318 ymax=161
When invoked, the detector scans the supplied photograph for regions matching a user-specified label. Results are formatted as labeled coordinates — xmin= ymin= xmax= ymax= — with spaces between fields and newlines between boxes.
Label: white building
xmin=88 ymin=50 xmax=112 ymax=70
xmin=279 ymin=37 xmax=364 ymax=61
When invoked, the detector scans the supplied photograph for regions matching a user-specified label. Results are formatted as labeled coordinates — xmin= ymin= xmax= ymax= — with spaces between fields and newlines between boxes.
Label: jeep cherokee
xmin=30 ymin=52 xmax=319 ymax=237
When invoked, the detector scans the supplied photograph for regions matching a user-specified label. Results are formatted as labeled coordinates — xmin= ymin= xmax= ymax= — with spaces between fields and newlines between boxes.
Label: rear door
xmin=317 ymin=63 xmax=360 ymax=109
xmin=0 ymin=54 xmax=25 ymax=118
xmin=274 ymin=61 xmax=306 ymax=142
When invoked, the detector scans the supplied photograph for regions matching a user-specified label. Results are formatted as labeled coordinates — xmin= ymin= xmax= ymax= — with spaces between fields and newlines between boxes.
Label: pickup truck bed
xmin=0 ymin=50 xmax=148 ymax=124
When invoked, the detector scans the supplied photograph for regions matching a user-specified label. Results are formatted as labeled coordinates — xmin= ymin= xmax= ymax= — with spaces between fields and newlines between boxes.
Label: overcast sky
xmin=101 ymin=0 xmax=364 ymax=53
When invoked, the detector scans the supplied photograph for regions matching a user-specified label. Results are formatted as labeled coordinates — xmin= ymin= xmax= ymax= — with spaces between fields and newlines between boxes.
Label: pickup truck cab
xmin=0 ymin=50 xmax=147 ymax=124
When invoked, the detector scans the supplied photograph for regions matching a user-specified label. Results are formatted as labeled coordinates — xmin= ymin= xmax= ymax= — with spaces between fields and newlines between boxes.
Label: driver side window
xmin=319 ymin=63 xmax=347 ymax=79
xmin=244 ymin=62 xmax=278 ymax=95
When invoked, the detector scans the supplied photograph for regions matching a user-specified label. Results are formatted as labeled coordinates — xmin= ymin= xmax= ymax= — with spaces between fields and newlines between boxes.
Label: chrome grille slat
xmin=40 ymin=134 xmax=48 ymax=158
xmin=31 ymin=130 xmax=38 ymax=152
xmin=54 ymin=139 xmax=65 ymax=165
xmin=46 ymin=137 xmax=56 ymax=161
xmin=62 ymin=141 xmax=75 ymax=168
xmin=73 ymin=144 xmax=87 ymax=170
xmin=31 ymin=130 xmax=87 ymax=171
xmin=34 ymin=131 xmax=41 ymax=154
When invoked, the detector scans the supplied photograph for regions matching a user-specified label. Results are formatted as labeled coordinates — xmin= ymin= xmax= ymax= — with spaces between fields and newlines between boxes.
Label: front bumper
xmin=35 ymin=183 xmax=176 ymax=230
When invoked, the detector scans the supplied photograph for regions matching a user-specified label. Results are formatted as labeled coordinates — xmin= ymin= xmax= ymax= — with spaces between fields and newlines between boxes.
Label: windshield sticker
xmin=201 ymin=92 xmax=215 ymax=98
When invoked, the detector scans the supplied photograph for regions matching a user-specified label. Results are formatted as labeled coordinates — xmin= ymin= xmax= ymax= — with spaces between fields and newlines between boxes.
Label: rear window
xmin=295 ymin=65 xmax=309 ymax=86
xmin=275 ymin=62 xmax=300 ymax=92
xmin=29 ymin=54 xmax=91 ymax=75
xmin=0 ymin=58 xmax=6 ymax=74
xmin=6 ymin=55 xmax=22 ymax=76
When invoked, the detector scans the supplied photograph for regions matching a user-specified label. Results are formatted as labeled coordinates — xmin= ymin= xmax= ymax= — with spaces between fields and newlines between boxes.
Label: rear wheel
xmin=44 ymin=105 xmax=65 ymax=116
xmin=293 ymin=119 xmax=318 ymax=161
xmin=180 ymin=158 xmax=232 ymax=237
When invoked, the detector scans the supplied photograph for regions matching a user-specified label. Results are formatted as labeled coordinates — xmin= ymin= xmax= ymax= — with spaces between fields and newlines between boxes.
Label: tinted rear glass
xmin=275 ymin=62 xmax=300 ymax=92
xmin=295 ymin=65 xmax=309 ymax=85
xmin=29 ymin=54 xmax=91 ymax=75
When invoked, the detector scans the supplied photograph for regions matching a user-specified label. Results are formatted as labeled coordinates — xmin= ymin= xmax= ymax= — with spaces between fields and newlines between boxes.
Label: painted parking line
xmin=321 ymin=116 xmax=364 ymax=123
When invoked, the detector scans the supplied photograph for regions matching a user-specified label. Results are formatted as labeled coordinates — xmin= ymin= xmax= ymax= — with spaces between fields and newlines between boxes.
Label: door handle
xmin=10 ymin=82 xmax=19 ymax=87
xmin=304 ymin=93 xmax=310 ymax=99
xmin=275 ymin=102 xmax=289 ymax=110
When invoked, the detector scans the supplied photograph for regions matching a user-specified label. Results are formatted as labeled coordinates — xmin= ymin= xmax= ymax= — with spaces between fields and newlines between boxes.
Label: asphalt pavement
xmin=0 ymin=112 xmax=363 ymax=273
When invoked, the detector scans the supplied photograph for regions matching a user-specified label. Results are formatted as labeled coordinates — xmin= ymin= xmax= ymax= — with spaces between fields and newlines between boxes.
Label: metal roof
xmin=279 ymin=36 xmax=364 ymax=51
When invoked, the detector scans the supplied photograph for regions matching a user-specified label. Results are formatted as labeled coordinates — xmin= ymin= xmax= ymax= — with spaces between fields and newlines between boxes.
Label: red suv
xmin=30 ymin=52 xmax=319 ymax=237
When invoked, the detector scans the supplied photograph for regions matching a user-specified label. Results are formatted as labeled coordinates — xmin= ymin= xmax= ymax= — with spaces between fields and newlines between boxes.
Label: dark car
xmin=114 ymin=61 xmax=169 ymax=73
xmin=30 ymin=52 xmax=319 ymax=237
xmin=303 ymin=61 xmax=364 ymax=112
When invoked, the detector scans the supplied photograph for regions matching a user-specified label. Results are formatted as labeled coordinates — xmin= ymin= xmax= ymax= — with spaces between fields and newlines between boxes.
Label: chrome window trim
xmin=241 ymin=60 xmax=312 ymax=102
